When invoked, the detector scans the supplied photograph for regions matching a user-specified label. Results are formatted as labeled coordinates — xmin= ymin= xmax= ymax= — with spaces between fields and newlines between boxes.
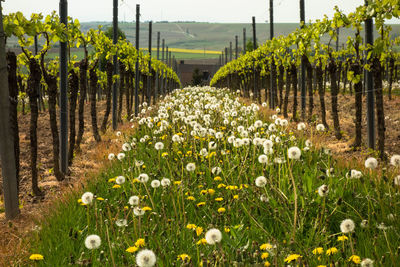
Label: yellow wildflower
xmin=112 ymin=184 xmax=121 ymax=189
xmin=186 ymin=224 xmax=197 ymax=230
xmin=317 ymin=265 xmax=327 ymax=267
xmin=96 ymin=197 xmax=104 ymax=201
xmin=326 ymin=247 xmax=338 ymax=256
xmin=196 ymin=238 xmax=207 ymax=245
xmin=337 ymin=235 xmax=348 ymax=242
xmin=126 ymin=246 xmax=139 ymax=253
xmin=233 ymin=195 xmax=239 ymax=199
xmin=348 ymin=255 xmax=361 ymax=264
xmin=77 ymin=199 xmax=82 ymax=203
xmin=196 ymin=202 xmax=206 ymax=207
xmin=196 ymin=227 xmax=203 ymax=236
xmin=142 ymin=206 xmax=152 ymax=211
xmin=208 ymin=189 xmax=215 ymax=195
xmin=312 ymin=247 xmax=324 ymax=255
xmin=142 ymin=165 xmax=146 ymax=169
xmin=264 ymin=261 xmax=271 ymax=267
xmin=218 ymin=207 xmax=226 ymax=213
xmin=187 ymin=196 xmax=196 ymax=201
xmin=215 ymin=197 xmax=223 ymax=202
xmin=224 ymin=227 xmax=230 ymax=233
xmin=260 ymin=243 xmax=273 ymax=250
xmin=174 ymin=181 xmax=182 ymax=185
xmin=29 ymin=254 xmax=44 ymax=261
xmin=261 ymin=252 xmax=269 ymax=260
xmin=161 ymin=152 xmax=168 ymax=157
xmin=177 ymin=254 xmax=191 ymax=262
xmin=217 ymin=183 xmax=226 ymax=188
xmin=200 ymin=189 xmax=208 ymax=195
xmin=108 ymin=178 xmax=116 ymax=183
xmin=214 ymin=176 xmax=222 ymax=181
xmin=135 ymin=238 xmax=146 ymax=248
xmin=284 ymin=254 xmax=302 ymax=263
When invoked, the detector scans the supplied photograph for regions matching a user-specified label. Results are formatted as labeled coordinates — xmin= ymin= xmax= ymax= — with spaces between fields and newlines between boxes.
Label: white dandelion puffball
xmin=258 ymin=154 xmax=268 ymax=164
xmin=116 ymin=131 xmax=122 ymax=137
xmin=155 ymin=142 xmax=164 ymax=150
xmin=360 ymin=258 xmax=374 ymax=267
xmin=115 ymin=219 xmax=128 ymax=227
xmin=360 ymin=219 xmax=368 ymax=228
xmin=276 ymin=107 xmax=281 ymax=113
xmin=161 ymin=178 xmax=171 ymax=187
xmin=350 ymin=169 xmax=362 ymax=179
xmin=215 ymin=132 xmax=224 ymax=139
xmin=390 ymin=154 xmax=400 ymax=167
xmin=255 ymin=176 xmax=267 ymax=187
xmin=280 ymin=119 xmax=288 ymax=127
xmin=115 ymin=176 xmax=126 ymax=185
xmin=340 ymin=219 xmax=355 ymax=233
xmin=84 ymin=234 xmax=101 ymax=249
xmin=364 ymin=157 xmax=378 ymax=169
xmin=394 ymin=175 xmax=400 ymax=186
xmin=134 ymin=207 xmax=145 ymax=216
xmin=316 ymin=124 xmax=325 ymax=131
xmin=138 ymin=173 xmax=149 ymax=183
xmin=186 ymin=163 xmax=196 ymax=172
xmin=297 ymin=122 xmax=306 ymax=131
xmin=205 ymin=228 xmax=222 ymax=245
xmin=136 ymin=249 xmax=156 ymax=267
xmin=211 ymin=167 xmax=222 ymax=175
xmin=288 ymin=146 xmax=301 ymax=160
xmin=108 ymin=153 xmax=115 ymax=160
xmin=122 ymin=143 xmax=131 ymax=151
xmin=317 ymin=184 xmax=329 ymax=197
xmin=117 ymin=153 xmax=125 ymax=160
xmin=151 ymin=179 xmax=161 ymax=188
xmin=81 ymin=192 xmax=94 ymax=205
xmin=254 ymin=120 xmax=263 ymax=128
xmin=129 ymin=196 xmax=140 ymax=206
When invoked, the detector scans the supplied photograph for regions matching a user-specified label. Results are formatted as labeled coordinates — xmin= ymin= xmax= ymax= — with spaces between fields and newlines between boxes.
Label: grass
xmin=28 ymin=87 xmax=400 ymax=266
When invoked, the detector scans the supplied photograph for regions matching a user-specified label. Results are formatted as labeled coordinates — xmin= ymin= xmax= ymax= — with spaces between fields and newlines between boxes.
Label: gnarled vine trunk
xmin=328 ymin=58 xmax=342 ymax=140
xmin=101 ymin=61 xmax=113 ymax=132
xmin=373 ymin=57 xmax=385 ymax=159
xmin=89 ymin=66 xmax=101 ymax=142
xmin=68 ymin=69 xmax=79 ymax=165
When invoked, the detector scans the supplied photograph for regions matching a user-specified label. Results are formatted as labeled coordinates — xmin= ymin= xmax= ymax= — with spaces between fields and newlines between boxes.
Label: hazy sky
xmin=2 ymin=0 xmax=399 ymax=23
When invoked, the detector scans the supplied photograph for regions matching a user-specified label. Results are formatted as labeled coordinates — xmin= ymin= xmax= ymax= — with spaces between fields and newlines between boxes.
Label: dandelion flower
xmin=317 ymin=184 xmax=329 ymax=197
xmin=84 ymin=234 xmax=101 ymax=249
xmin=138 ymin=173 xmax=149 ymax=183
xmin=297 ymin=122 xmax=306 ymax=131
xmin=155 ymin=142 xmax=164 ymax=150
xmin=326 ymin=247 xmax=338 ymax=256
xmin=312 ymin=247 xmax=323 ymax=255
xmin=136 ymin=249 xmax=156 ymax=267
xmin=364 ymin=157 xmax=378 ymax=169
xmin=115 ymin=219 xmax=128 ymax=227
xmin=29 ymin=254 xmax=44 ymax=261
xmin=134 ymin=207 xmax=145 ymax=216
xmin=205 ymin=228 xmax=222 ymax=245
xmin=129 ymin=196 xmax=139 ymax=206
xmin=348 ymin=255 xmax=361 ymax=264
xmin=151 ymin=180 xmax=161 ymax=188
xmin=390 ymin=154 xmax=400 ymax=167
xmin=117 ymin=153 xmax=125 ymax=160
xmin=108 ymin=153 xmax=115 ymax=160
xmin=126 ymin=246 xmax=139 ymax=253
xmin=260 ymin=243 xmax=273 ymax=250
xmin=115 ymin=176 xmax=126 ymax=185
xmin=218 ymin=207 xmax=226 ymax=213
xmin=258 ymin=154 xmax=268 ymax=164
xmin=161 ymin=178 xmax=171 ymax=187
xmin=81 ymin=192 xmax=94 ymax=205
xmin=361 ymin=258 xmax=374 ymax=267
xmin=284 ymin=254 xmax=302 ymax=263
xmin=122 ymin=143 xmax=131 ymax=151
xmin=288 ymin=146 xmax=301 ymax=160
xmin=186 ymin=163 xmax=196 ymax=172
xmin=340 ymin=219 xmax=355 ymax=233
xmin=316 ymin=124 xmax=325 ymax=131
xmin=255 ymin=176 xmax=267 ymax=187
xmin=135 ymin=238 xmax=146 ymax=247
xmin=211 ymin=166 xmax=222 ymax=175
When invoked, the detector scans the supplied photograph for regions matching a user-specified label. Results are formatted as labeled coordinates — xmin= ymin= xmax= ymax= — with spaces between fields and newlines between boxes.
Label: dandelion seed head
xmin=136 ymin=249 xmax=156 ymax=267
xmin=81 ymin=192 xmax=94 ymax=205
xmin=108 ymin=153 xmax=115 ymax=160
xmin=205 ymin=228 xmax=222 ymax=245
xmin=390 ymin=154 xmax=400 ymax=167
xmin=84 ymin=234 xmax=101 ymax=249
xmin=151 ymin=180 xmax=161 ymax=188
xmin=317 ymin=184 xmax=329 ymax=197
xmin=186 ymin=163 xmax=196 ymax=172
xmin=129 ymin=196 xmax=140 ymax=206
xmin=365 ymin=157 xmax=378 ymax=169
xmin=288 ymin=146 xmax=301 ymax=160
xmin=115 ymin=176 xmax=126 ymax=185
xmin=255 ymin=176 xmax=267 ymax=187
xmin=340 ymin=219 xmax=355 ymax=233
xmin=161 ymin=178 xmax=171 ymax=187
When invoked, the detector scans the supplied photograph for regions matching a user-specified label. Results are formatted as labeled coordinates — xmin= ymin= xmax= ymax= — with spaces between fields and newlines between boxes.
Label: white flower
xmin=129 ymin=196 xmax=140 ymax=206
xmin=394 ymin=175 xmax=400 ymax=186
xmin=297 ymin=122 xmax=306 ymax=131
xmin=316 ymin=124 xmax=325 ymax=131
xmin=135 ymin=160 xmax=144 ymax=167
xmin=211 ymin=167 xmax=222 ymax=175
xmin=115 ymin=176 xmax=126 ymax=185
xmin=134 ymin=207 xmax=145 ymax=216
xmin=205 ymin=228 xmax=222 ymax=245
xmin=81 ymin=192 xmax=94 ymax=205
xmin=186 ymin=163 xmax=196 ymax=172
xmin=262 ymin=102 xmax=267 ymax=107
xmin=258 ymin=154 xmax=268 ymax=164
xmin=254 ymin=120 xmax=263 ymax=128
xmin=155 ymin=142 xmax=164 ymax=150
xmin=200 ymin=148 xmax=208 ymax=157
xmin=305 ymin=139 xmax=312 ymax=147
xmin=390 ymin=154 xmax=400 ymax=167
xmin=138 ymin=173 xmax=149 ymax=183
xmin=122 ymin=143 xmax=131 ymax=151
xmin=317 ymin=184 xmax=329 ymax=197
xmin=116 ymin=131 xmax=122 ymax=137
xmin=215 ymin=132 xmax=224 ymax=139
xmin=263 ymin=140 xmax=273 ymax=150
xmin=349 ymin=169 xmax=362 ymax=179
xmin=151 ymin=179 xmax=161 ymax=188
xmin=360 ymin=219 xmax=368 ymax=228
xmin=208 ymin=141 xmax=217 ymax=150
xmin=360 ymin=258 xmax=374 ymax=267
xmin=117 ymin=153 xmax=125 ymax=160
xmin=276 ymin=107 xmax=281 ymax=113
xmin=172 ymin=134 xmax=181 ymax=143
xmin=365 ymin=157 xmax=378 ymax=169
xmin=115 ymin=219 xmax=128 ymax=227
xmin=161 ymin=178 xmax=171 ymax=187
xmin=280 ymin=119 xmax=288 ymax=127
xmin=136 ymin=249 xmax=156 ymax=267
xmin=108 ymin=153 xmax=115 ymax=160
xmin=255 ymin=176 xmax=267 ymax=187
xmin=84 ymin=234 xmax=101 ymax=249
xmin=288 ymin=146 xmax=301 ymax=160
xmin=340 ymin=219 xmax=355 ymax=233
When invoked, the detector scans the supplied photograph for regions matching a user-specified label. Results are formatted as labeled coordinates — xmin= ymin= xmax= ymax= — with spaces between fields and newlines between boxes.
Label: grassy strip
xmin=29 ymin=87 xmax=400 ymax=266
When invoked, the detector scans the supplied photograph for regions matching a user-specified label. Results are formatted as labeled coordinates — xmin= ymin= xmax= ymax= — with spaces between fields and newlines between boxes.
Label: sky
xmin=2 ymin=0 xmax=400 ymax=24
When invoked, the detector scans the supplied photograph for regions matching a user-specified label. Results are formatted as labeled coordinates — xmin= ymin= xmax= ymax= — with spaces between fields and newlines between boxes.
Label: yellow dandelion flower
xmin=312 ymin=247 xmax=324 ymax=255
xmin=174 ymin=181 xmax=182 ymax=185
xmin=134 ymin=238 xmax=146 ymax=248
xmin=142 ymin=206 xmax=152 ymax=211
xmin=161 ymin=152 xmax=169 ymax=157
xmin=200 ymin=189 xmax=208 ymax=195
xmin=142 ymin=165 xmax=146 ymax=169
xmin=187 ymin=196 xmax=196 ymax=201
xmin=233 ymin=195 xmax=239 ymax=200
xmin=224 ymin=227 xmax=230 ymax=233
xmin=284 ymin=254 xmax=301 ymax=263
xmin=77 ymin=199 xmax=82 ymax=203
xmin=264 ymin=261 xmax=271 ymax=267
xmin=326 ymin=247 xmax=338 ymax=256
xmin=218 ymin=207 xmax=226 ymax=213
xmin=112 ymin=184 xmax=121 ymax=189
xmin=29 ymin=254 xmax=44 ymax=261
xmin=261 ymin=252 xmax=269 ymax=260
xmin=108 ymin=178 xmax=116 ymax=183
xmin=214 ymin=176 xmax=222 ymax=181
xmin=186 ymin=224 xmax=197 ymax=230
xmin=208 ymin=189 xmax=215 ymax=195
xmin=177 ymin=254 xmax=191 ymax=262
xmin=196 ymin=227 xmax=203 ymax=236
xmin=124 ymin=206 xmax=129 ymax=210
xmin=197 ymin=202 xmax=206 ymax=207
xmin=96 ymin=197 xmax=104 ymax=201
xmin=348 ymin=255 xmax=361 ymax=264
xmin=126 ymin=246 xmax=139 ymax=253
xmin=198 ymin=185 xmax=204 ymax=188
xmin=217 ymin=183 xmax=226 ymax=188
xmin=260 ymin=243 xmax=273 ymax=250
xmin=215 ymin=197 xmax=223 ymax=202
xmin=196 ymin=238 xmax=207 ymax=245
xmin=337 ymin=235 xmax=348 ymax=242
xmin=317 ymin=265 xmax=327 ymax=267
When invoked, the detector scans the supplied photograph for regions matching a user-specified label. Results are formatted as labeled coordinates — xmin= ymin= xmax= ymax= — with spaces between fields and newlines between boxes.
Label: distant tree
xmin=104 ymin=26 xmax=127 ymax=41
xmin=192 ymin=68 xmax=203 ymax=85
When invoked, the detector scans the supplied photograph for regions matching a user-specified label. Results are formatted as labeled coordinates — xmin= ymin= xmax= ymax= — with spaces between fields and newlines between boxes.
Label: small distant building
xmin=177 ymin=59 xmax=220 ymax=87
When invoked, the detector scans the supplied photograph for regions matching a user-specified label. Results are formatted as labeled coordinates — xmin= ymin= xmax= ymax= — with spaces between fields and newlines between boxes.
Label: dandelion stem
xmin=105 ymin=223 xmax=116 ymax=267
xmin=287 ymin=160 xmax=298 ymax=243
